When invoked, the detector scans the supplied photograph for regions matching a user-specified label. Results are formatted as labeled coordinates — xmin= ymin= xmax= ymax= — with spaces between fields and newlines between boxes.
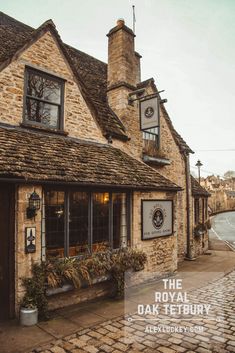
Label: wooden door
xmin=0 ymin=184 xmax=15 ymax=320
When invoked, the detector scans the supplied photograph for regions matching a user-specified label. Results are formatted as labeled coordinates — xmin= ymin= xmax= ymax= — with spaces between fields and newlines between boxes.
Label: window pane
xmin=25 ymin=98 xmax=59 ymax=128
xmin=93 ymin=193 xmax=110 ymax=252
xmin=194 ymin=199 xmax=200 ymax=224
xmin=113 ymin=193 xmax=128 ymax=249
xmin=45 ymin=191 xmax=65 ymax=259
xmin=69 ymin=192 xmax=89 ymax=256
xmin=27 ymin=72 xmax=61 ymax=104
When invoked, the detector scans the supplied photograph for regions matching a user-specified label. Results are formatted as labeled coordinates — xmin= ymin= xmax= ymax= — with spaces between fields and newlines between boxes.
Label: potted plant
xmin=20 ymin=263 xmax=48 ymax=324
xmin=20 ymin=295 xmax=38 ymax=326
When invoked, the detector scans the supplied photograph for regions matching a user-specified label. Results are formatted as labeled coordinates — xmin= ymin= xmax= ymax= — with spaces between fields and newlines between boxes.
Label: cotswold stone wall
xmin=0 ymin=30 xmax=106 ymax=143
xmin=109 ymin=86 xmax=143 ymax=159
xmin=15 ymin=185 xmax=42 ymax=313
xmin=112 ymin=80 xmax=190 ymax=261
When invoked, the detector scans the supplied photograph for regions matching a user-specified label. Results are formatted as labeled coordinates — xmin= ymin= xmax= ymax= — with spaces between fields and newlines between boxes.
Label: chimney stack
xmin=107 ymin=19 xmax=141 ymax=91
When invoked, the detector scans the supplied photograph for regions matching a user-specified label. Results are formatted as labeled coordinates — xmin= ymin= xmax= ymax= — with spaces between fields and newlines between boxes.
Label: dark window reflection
xmin=69 ymin=192 xmax=89 ymax=256
xmin=25 ymin=70 xmax=63 ymax=129
xmin=93 ymin=193 xmax=110 ymax=252
xmin=45 ymin=191 xmax=65 ymax=259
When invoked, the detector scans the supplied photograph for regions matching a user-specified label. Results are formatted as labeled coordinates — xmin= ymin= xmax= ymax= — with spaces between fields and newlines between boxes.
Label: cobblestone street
xmin=29 ymin=270 xmax=235 ymax=353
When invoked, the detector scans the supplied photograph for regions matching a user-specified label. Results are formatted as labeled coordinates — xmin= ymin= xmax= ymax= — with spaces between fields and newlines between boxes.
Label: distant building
xmin=201 ymin=176 xmax=235 ymax=212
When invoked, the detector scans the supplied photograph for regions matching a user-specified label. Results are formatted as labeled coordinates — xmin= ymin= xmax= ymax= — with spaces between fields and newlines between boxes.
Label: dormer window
xmin=24 ymin=68 xmax=64 ymax=130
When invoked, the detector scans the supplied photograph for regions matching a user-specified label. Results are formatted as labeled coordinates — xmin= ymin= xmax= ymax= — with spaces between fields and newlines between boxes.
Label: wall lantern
xmin=27 ymin=191 xmax=41 ymax=219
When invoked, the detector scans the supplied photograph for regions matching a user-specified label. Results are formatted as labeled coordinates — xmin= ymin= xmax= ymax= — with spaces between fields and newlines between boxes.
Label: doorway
xmin=0 ymin=184 xmax=15 ymax=320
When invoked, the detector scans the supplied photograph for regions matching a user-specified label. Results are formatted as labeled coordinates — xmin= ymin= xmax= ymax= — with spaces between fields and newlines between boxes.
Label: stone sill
xmin=20 ymin=123 xmax=68 ymax=136
xmin=143 ymin=155 xmax=171 ymax=166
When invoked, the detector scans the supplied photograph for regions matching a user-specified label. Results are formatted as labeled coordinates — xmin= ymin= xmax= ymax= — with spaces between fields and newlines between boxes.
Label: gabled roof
xmin=0 ymin=124 xmax=180 ymax=191
xmin=137 ymin=78 xmax=193 ymax=154
xmin=0 ymin=12 xmax=128 ymax=141
xmin=191 ymin=176 xmax=210 ymax=197
xmin=0 ymin=12 xmax=192 ymax=151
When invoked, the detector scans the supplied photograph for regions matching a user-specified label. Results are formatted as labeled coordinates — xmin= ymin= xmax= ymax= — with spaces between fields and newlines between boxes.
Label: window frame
xmin=194 ymin=198 xmax=200 ymax=225
xmin=23 ymin=67 xmax=65 ymax=131
xmin=42 ymin=188 xmax=132 ymax=260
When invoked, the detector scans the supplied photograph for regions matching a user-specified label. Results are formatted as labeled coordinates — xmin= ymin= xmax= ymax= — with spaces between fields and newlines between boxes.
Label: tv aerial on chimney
xmin=132 ymin=5 xmax=136 ymax=34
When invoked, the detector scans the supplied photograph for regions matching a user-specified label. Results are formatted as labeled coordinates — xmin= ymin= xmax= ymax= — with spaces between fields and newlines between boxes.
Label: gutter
xmin=0 ymin=177 xmax=181 ymax=192
xmin=184 ymin=152 xmax=193 ymax=260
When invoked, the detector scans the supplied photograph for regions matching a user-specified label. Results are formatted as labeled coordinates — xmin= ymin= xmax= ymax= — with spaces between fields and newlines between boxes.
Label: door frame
xmin=0 ymin=183 xmax=15 ymax=319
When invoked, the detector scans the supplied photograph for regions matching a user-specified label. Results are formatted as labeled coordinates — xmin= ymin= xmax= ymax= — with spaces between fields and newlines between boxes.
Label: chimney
xmin=107 ymin=19 xmax=141 ymax=91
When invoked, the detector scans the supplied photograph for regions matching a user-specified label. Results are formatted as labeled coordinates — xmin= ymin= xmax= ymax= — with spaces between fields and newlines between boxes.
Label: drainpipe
xmin=184 ymin=151 xmax=193 ymax=260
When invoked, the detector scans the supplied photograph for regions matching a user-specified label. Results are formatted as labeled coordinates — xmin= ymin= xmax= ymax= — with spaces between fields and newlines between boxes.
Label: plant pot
xmin=20 ymin=307 xmax=38 ymax=326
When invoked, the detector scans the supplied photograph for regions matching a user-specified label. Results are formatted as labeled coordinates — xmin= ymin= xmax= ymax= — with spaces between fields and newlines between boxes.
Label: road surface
xmin=210 ymin=211 xmax=235 ymax=250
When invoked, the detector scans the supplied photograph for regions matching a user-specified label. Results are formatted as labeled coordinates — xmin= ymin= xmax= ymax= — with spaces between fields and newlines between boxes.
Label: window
xmin=24 ymin=68 xmax=64 ymax=130
xmin=45 ymin=191 xmax=65 ymax=258
xmin=194 ymin=198 xmax=200 ymax=225
xmin=93 ymin=193 xmax=110 ymax=251
xmin=43 ymin=190 xmax=130 ymax=259
xmin=143 ymin=127 xmax=159 ymax=155
xmin=69 ymin=192 xmax=89 ymax=256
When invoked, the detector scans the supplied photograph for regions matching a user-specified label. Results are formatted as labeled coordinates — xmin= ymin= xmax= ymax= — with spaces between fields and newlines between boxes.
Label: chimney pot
xmin=117 ymin=18 xmax=125 ymax=27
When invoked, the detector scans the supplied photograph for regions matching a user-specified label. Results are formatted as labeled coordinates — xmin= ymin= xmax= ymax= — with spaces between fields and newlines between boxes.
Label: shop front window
xmin=43 ymin=190 xmax=130 ymax=259
xmin=69 ymin=192 xmax=89 ymax=256
xmin=93 ymin=193 xmax=110 ymax=252
xmin=45 ymin=191 xmax=65 ymax=258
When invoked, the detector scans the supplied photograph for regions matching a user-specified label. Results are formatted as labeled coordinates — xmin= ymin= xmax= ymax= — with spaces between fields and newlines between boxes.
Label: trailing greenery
xmin=21 ymin=248 xmax=147 ymax=317
xmin=21 ymin=263 xmax=48 ymax=319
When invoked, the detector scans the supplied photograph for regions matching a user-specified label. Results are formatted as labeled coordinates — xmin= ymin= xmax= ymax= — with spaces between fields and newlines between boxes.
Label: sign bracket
xmin=128 ymin=90 xmax=166 ymax=105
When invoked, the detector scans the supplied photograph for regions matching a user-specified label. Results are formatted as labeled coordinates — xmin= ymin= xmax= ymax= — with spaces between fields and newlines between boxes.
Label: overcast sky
xmin=1 ymin=0 xmax=235 ymax=178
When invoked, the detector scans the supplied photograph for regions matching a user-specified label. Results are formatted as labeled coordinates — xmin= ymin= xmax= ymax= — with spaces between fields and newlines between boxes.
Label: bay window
xmin=43 ymin=189 xmax=130 ymax=259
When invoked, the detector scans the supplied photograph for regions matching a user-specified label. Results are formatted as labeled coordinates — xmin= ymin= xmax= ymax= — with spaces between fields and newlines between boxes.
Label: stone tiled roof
xmin=0 ymin=12 xmax=193 ymax=152
xmin=0 ymin=124 xmax=180 ymax=191
xmin=64 ymin=45 xmax=127 ymax=140
xmin=191 ymin=176 xmax=210 ymax=197
xmin=0 ymin=12 xmax=34 ymax=64
xmin=137 ymin=78 xmax=193 ymax=154
xmin=0 ymin=12 xmax=127 ymax=141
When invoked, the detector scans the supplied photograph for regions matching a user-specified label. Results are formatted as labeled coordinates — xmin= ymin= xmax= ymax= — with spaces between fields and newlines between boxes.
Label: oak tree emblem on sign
xmin=152 ymin=208 xmax=164 ymax=229
xmin=144 ymin=106 xmax=154 ymax=119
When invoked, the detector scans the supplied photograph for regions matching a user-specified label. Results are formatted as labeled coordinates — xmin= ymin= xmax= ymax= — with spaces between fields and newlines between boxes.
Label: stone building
xmin=201 ymin=175 xmax=235 ymax=212
xmin=0 ymin=13 xmax=209 ymax=320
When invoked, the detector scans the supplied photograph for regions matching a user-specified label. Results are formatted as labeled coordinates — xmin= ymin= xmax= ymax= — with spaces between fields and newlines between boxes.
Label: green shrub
xmin=21 ymin=248 xmax=147 ymax=317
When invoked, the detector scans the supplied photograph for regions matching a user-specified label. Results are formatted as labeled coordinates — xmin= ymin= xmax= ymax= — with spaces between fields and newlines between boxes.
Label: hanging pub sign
xmin=140 ymin=96 xmax=159 ymax=131
xmin=141 ymin=200 xmax=173 ymax=240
